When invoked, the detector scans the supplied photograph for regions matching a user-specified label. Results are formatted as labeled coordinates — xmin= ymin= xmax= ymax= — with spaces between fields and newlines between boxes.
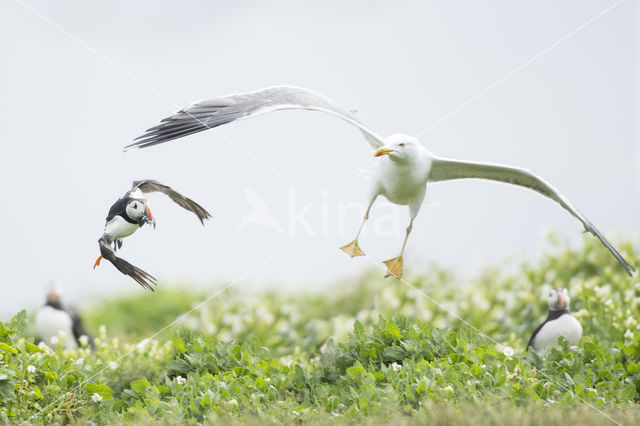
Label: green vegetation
xmin=1 ymin=237 xmax=639 ymax=424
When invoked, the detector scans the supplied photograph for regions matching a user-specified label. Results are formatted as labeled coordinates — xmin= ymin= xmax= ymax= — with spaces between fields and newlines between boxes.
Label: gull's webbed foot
xmin=340 ymin=239 xmax=365 ymax=257
xmin=383 ymin=256 xmax=403 ymax=279
xmin=93 ymin=256 xmax=103 ymax=269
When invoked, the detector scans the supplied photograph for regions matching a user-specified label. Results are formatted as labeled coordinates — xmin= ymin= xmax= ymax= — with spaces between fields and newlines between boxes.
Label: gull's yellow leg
xmin=340 ymin=198 xmax=376 ymax=257
xmin=383 ymin=220 xmax=413 ymax=279
xmin=340 ymin=239 xmax=365 ymax=257
xmin=383 ymin=256 xmax=403 ymax=279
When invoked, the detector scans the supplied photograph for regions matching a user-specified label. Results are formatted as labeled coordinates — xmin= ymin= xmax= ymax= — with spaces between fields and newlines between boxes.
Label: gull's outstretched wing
xmin=131 ymin=179 xmax=211 ymax=225
xmin=99 ymin=238 xmax=157 ymax=291
xmin=126 ymin=86 xmax=385 ymax=150
xmin=428 ymin=157 xmax=634 ymax=276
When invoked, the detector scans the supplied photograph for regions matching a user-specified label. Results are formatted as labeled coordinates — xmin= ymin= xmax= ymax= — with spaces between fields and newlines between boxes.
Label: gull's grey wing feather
xmin=126 ymin=86 xmax=385 ymax=150
xmin=132 ymin=179 xmax=211 ymax=225
xmin=429 ymin=157 xmax=634 ymax=276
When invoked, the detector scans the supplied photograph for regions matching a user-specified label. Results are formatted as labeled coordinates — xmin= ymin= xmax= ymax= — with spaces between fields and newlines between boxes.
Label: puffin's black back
xmin=70 ymin=311 xmax=95 ymax=350
xmin=106 ymin=197 xmax=137 ymax=224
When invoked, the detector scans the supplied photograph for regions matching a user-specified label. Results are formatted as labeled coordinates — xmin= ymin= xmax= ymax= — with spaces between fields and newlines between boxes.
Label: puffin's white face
xmin=374 ymin=134 xmax=421 ymax=162
xmin=125 ymin=199 xmax=152 ymax=223
xmin=547 ymin=288 xmax=570 ymax=311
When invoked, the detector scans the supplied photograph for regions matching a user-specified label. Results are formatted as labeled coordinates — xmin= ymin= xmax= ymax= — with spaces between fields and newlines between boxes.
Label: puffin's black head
xmin=125 ymin=198 xmax=153 ymax=226
xmin=547 ymin=288 xmax=570 ymax=311
xmin=45 ymin=282 xmax=64 ymax=310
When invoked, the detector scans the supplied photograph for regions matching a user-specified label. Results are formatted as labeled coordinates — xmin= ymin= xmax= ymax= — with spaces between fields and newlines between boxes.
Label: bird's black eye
xmin=133 ymin=203 xmax=137 ymax=209
xmin=399 ymin=143 xmax=405 ymax=148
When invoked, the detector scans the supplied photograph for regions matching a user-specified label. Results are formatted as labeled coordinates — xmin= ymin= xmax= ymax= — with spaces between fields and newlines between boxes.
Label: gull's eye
xmin=399 ymin=143 xmax=405 ymax=148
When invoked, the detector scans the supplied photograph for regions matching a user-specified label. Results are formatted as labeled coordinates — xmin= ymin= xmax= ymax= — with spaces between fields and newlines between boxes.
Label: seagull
xmin=94 ymin=179 xmax=211 ymax=290
xmin=527 ymin=288 xmax=582 ymax=355
xmin=126 ymin=86 xmax=634 ymax=279
xmin=35 ymin=283 xmax=94 ymax=350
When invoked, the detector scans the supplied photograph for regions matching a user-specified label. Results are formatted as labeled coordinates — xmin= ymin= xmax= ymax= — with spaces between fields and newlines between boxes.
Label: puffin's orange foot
xmin=383 ymin=256 xmax=403 ymax=279
xmin=340 ymin=239 xmax=365 ymax=257
xmin=93 ymin=256 xmax=103 ymax=269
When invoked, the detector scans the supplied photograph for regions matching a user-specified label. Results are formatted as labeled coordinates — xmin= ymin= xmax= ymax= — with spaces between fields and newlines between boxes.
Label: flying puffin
xmin=35 ymin=283 xmax=94 ymax=350
xmin=94 ymin=179 xmax=211 ymax=290
xmin=527 ymin=288 xmax=582 ymax=355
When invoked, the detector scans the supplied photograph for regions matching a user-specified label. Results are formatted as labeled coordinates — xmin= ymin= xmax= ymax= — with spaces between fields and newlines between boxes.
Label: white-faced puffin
xmin=527 ymin=288 xmax=582 ymax=355
xmin=94 ymin=179 xmax=211 ymax=290
xmin=35 ymin=283 xmax=94 ymax=350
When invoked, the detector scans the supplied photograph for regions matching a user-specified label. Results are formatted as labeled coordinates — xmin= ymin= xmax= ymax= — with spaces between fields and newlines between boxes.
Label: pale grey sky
xmin=0 ymin=0 xmax=637 ymax=316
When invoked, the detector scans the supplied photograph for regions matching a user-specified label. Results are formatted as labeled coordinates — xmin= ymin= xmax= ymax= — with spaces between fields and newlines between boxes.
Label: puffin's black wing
xmin=526 ymin=310 xmax=567 ymax=350
xmin=526 ymin=320 xmax=547 ymax=350
xmin=132 ymin=179 xmax=211 ymax=225
xmin=69 ymin=310 xmax=95 ymax=350
xmin=99 ymin=238 xmax=156 ymax=291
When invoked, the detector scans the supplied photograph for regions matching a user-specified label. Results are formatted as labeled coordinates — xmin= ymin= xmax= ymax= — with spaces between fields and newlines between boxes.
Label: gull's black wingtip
xmin=625 ymin=263 xmax=636 ymax=277
xmin=123 ymin=139 xmax=152 ymax=152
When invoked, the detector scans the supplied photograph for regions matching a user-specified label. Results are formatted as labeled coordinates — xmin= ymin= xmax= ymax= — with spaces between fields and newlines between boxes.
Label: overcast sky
xmin=0 ymin=0 xmax=637 ymax=316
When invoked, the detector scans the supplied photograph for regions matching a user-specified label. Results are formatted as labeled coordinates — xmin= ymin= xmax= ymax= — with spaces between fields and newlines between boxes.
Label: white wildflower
xmin=57 ymin=330 xmax=67 ymax=341
xmin=75 ymin=358 xmax=84 ymax=366
xmin=443 ymin=385 xmax=454 ymax=392
xmin=27 ymin=365 xmax=36 ymax=374
xmin=91 ymin=393 xmax=102 ymax=403
xmin=176 ymin=376 xmax=186 ymax=385
xmin=78 ymin=335 xmax=89 ymax=347
xmin=49 ymin=336 xmax=59 ymax=346
xmin=136 ymin=339 xmax=149 ymax=351
xmin=624 ymin=330 xmax=634 ymax=339
xmin=503 ymin=346 xmax=515 ymax=357
xmin=227 ymin=398 xmax=238 ymax=407
xmin=604 ymin=299 xmax=613 ymax=306
xmin=108 ymin=361 xmax=118 ymax=370
xmin=391 ymin=362 xmax=402 ymax=372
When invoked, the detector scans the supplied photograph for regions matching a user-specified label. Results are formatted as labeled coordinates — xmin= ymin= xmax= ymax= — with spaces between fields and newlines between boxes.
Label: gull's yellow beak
xmin=374 ymin=147 xmax=394 ymax=157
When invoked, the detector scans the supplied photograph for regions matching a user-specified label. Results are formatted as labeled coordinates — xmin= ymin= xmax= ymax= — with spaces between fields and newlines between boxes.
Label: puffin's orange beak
xmin=557 ymin=293 xmax=565 ymax=309
xmin=374 ymin=147 xmax=394 ymax=157
xmin=93 ymin=256 xmax=103 ymax=269
xmin=144 ymin=202 xmax=153 ymax=221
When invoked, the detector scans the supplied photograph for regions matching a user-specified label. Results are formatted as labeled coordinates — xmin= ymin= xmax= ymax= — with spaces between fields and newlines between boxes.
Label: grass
xmin=1 ymin=235 xmax=639 ymax=424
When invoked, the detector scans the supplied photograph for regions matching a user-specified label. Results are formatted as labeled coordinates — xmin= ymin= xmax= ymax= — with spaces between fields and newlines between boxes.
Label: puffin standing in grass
xmin=35 ymin=284 xmax=94 ymax=350
xmin=94 ymin=179 xmax=211 ymax=290
xmin=527 ymin=288 xmax=582 ymax=355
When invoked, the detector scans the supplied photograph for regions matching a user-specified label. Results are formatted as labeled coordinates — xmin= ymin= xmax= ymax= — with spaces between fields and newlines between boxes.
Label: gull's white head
xmin=374 ymin=134 xmax=421 ymax=162
xmin=547 ymin=288 xmax=570 ymax=311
